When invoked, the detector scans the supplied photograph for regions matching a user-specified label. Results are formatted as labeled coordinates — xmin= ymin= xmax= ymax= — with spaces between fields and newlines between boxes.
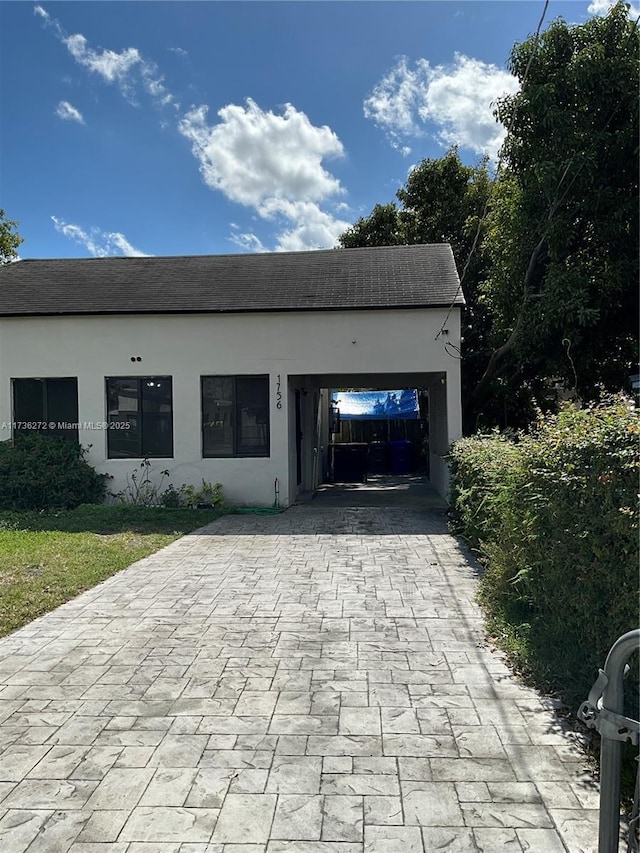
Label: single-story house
xmin=0 ymin=244 xmax=463 ymax=506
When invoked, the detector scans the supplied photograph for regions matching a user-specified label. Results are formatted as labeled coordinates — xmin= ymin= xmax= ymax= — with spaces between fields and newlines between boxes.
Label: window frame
xmin=12 ymin=377 xmax=79 ymax=443
xmin=201 ymin=374 xmax=270 ymax=459
xmin=105 ymin=375 xmax=174 ymax=459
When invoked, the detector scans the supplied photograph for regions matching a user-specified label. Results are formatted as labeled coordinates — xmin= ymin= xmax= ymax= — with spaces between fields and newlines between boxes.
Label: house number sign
xmin=276 ymin=374 xmax=283 ymax=409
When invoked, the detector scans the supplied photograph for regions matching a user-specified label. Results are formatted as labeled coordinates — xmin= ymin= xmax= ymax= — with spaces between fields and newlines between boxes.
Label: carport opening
xmin=288 ymin=371 xmax=452 ymax=505
xmin=329 ymin=388 xmax=429 ymax=482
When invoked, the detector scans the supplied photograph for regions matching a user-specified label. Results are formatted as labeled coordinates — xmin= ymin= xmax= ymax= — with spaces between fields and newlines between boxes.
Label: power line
xmin=436 ymin=2 xmax=638 ymax=355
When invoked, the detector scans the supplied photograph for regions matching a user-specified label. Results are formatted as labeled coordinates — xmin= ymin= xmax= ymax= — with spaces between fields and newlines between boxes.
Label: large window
xmin=202 ymin=375 xmax=269 ymax=457
xmin=12 ymin=378 xmax=79 ymax=442
xmin=106 ymin=377 xmax=173 ymax=458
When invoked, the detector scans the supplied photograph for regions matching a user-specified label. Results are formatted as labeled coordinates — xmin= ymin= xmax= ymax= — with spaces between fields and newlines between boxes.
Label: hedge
xmin=0 ymin=433 xmax=107 ymax=510
xmin=449 ymin=399 xmax=639 ymax=711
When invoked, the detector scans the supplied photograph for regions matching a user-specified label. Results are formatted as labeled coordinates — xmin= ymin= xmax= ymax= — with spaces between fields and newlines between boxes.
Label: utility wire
xmin=437 ymin=4 xmax=638 ymax=350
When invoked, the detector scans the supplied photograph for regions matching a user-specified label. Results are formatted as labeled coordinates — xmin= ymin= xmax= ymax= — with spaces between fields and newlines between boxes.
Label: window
xmin=106 ymin=377 xmax=173 ymax=458
xmin=202 ymin=375 xmax=269 ymax=457
xmin=12 ymin=378 xmax=79 ymax=442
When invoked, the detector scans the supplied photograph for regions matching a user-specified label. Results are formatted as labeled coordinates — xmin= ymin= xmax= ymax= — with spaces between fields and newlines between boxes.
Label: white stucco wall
xmin=0 ymin=307 xmax=462 ymax=505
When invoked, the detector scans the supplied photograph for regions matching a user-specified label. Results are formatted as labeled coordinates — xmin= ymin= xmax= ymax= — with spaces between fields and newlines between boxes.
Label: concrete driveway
xmin=0 ymin=505 xmax=600 ymax=852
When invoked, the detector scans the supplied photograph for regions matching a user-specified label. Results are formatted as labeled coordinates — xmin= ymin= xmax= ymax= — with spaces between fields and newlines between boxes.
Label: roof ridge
xmin=0 ymin=244 xmax=464 ymax=316
xmin=11 ymin=243 xmax=450 ymax=263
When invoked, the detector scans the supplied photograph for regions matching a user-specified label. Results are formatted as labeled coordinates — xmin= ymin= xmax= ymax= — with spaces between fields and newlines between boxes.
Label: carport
xmin=287 ymin=369 xmax=460 ymax=504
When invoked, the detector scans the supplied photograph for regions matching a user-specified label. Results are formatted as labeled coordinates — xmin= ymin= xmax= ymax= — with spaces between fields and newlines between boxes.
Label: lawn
xmin=0 ymin=504 xmax=226 ymax=637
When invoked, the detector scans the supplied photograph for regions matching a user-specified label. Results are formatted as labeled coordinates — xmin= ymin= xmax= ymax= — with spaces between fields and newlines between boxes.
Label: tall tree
xmin=339 ymin=4 xmax=638 ymax=430
xmin=0 ymin=210 xmax=23 ymax=265
xmin=474 ymin=3 xmax=639 ymax=407
xmin=339 ymin=149 xmax=494 ymax=431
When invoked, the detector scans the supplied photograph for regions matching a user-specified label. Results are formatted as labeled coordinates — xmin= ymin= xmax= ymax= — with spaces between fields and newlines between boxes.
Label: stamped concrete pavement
xmin=0 ymin=505 xmax=600 ymax=853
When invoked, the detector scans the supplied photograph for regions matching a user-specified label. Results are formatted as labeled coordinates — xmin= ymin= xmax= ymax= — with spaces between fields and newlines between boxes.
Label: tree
xmin=340 ymin=203 xmax=403 ymax=248
xmin=0 ymin=210 xmax=23 ymax=264
xmin=474 ymin=3 xmax=639 ymax=407
xmin=338 ymin=149 xmax=495 ymax=431
xmin=338 ymin=4 xmax=639 ymax=431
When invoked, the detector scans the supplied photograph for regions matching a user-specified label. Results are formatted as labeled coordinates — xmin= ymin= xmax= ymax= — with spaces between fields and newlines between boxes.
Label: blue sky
xmin=0 ymin=1 xmax=619 ymax=259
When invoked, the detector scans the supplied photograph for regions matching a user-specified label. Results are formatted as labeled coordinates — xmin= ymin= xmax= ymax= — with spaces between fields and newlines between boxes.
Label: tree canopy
xmin=339 ymin=149 xmax=495 ymax=431
xmin=0 ymin=210 xmax=23 ymax=265
xmin=476 ymin=1 xmax=639 ymax=407
xmin=338 ymin=3 xmax=639 ymax=431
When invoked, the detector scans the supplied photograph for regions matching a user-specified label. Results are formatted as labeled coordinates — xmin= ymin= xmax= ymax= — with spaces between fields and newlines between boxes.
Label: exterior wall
xmin=0 ymin=307 xmax=461 ymax=505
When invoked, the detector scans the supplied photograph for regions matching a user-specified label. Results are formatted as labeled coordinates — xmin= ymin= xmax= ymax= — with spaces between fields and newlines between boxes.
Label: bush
xmin=448 ymin=430 xmax=523 ymax=550
xmin=159 ymin=480 xmax=224 ymax=509
xmin=0 ymin=434 xmax=107 ymax=510
xmin=449 ymin=399 xmax=639 ymax=709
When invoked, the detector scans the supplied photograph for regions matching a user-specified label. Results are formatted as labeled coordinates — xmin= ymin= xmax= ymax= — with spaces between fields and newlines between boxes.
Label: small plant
xmin=159 ymin=480 xmax=224 ymax=509
xmin=115 ymin=459 xmax=170 ymax=507
xmin=159 ymin=484 xmax=182 ymax=508
xmin=182 ymin=480 xmax=224 ymax=509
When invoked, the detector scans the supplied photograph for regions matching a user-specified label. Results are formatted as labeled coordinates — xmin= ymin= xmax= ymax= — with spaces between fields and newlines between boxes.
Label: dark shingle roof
xmin=0 ymin=244 xmax=463 ymax=317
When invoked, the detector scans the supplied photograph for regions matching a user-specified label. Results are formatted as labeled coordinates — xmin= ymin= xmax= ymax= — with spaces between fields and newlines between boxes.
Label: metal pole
xmin=599 ymin=630 xmax=640 ymax=853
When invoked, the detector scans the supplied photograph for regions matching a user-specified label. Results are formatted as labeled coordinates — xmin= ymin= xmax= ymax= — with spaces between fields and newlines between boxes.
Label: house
xmin=0 ymin=244 xmax=463 ymax=506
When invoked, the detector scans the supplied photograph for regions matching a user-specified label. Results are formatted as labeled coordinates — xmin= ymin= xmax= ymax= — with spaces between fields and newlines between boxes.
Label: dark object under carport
xmin=390 ymin=439 xmax=412 ymax=474
xmin=331 ymin=443 xmax=368 ymax=482
xmin=368 ymin=441 xmax=389 ymax=474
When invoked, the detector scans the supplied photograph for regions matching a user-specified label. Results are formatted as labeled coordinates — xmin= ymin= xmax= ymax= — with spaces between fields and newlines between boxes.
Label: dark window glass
xmin=141 ymin=378 xmax=173 ymax=458
xmin=107 ymin=378 xmax=141 ymax=458
xmin=106 ymin=377 xmax=172 ymax=458
xmin=202 ymin=377 xmax=234 ymax=457
xmin=12 ymin=378 xmax=78 ymax=442
xmin=236 ymin=377 xmax=270 ymax=456
xmin=202 ymin=376 xmax=269 ymax=458
xmin=13 ymin=379 xmax=43 ymax=423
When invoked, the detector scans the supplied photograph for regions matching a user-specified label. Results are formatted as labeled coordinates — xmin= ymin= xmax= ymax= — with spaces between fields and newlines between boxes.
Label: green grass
xmin=0 ymin=504 xmax=226 ymax=637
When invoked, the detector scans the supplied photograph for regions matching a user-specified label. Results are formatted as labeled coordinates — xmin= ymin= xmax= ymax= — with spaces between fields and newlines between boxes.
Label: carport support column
xmin=428 ymin=369 xmax=462 ymax=502
xmin=446 ymin=367 xmax=462 ymax=447
xmin=443 ymin=368 xmax=463 ymax=499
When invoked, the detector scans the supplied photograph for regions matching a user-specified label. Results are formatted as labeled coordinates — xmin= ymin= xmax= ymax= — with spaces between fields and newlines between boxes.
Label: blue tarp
xmin=332 ymin=390 xmax=419 ymax=420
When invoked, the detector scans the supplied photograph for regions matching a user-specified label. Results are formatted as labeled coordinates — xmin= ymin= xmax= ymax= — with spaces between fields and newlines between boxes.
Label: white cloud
xmin=267 ymin=201 xmax=350 ymax=253
xmin=168 ymin=46 xmax=188 ymax=56
xmin=55 ymin=100 xmax=84 ymax=124
xmin=587 ymin=0 xmax=640 ymax=17
xmin=228 ymin=232 xmax=268 ymax=253
xmin=419 ymin=54 xmax=519 ymax=157
xmin=179 ymin=98 xmax=348 ymax=250
xmin=364 ymin=53 xmax=519 ymax=160
xmin=364 ymin=57 xmax=429 ymax=143
xmin=140 ymin=62 xmax=174 ymax=107
xmin=51 ymin=216 xmax=152 ymax=257
xmin=179 ymin=99 xmax=344 ymax=207
xmin=36 ymin=6 xmax=175 ymax=108
xmin=64 ymin=33 xmax=141 ymax=84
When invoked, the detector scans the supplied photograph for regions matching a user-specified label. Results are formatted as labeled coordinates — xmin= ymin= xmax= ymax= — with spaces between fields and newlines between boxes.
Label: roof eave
xmin=0 ymin=302 xmax=464 ymax=318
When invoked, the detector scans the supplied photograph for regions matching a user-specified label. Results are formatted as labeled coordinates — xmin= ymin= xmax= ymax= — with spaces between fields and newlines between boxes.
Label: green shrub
xmin=159 ymin=480 xmax=224 ymax=509
xmin=448 ymin=430 xmax=523 ymax=551
xmin=0 ymin=434 xmax=107 ymax=510
xmin=450 ymin=399 xmax=639 ymax=709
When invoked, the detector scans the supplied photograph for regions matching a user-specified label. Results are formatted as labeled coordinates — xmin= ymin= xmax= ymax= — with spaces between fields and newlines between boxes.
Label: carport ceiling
xmin=299 ymin=372 xmax=446 ymax=389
